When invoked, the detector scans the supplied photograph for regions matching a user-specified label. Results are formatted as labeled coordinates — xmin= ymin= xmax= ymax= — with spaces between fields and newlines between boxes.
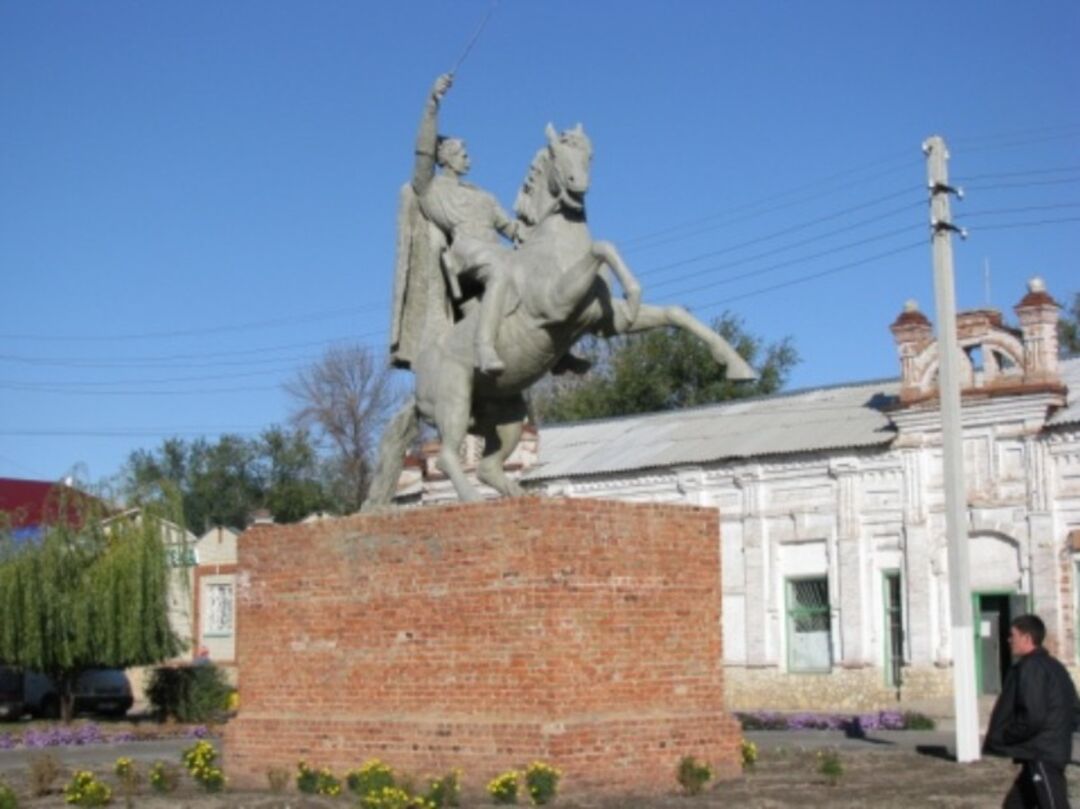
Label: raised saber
xmin=448 ymin=0 xmax=498 ymax=76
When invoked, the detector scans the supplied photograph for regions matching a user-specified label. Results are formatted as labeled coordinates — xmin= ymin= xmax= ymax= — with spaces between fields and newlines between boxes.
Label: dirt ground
xmin=4 ymin=746 xmax=1078 ymax=808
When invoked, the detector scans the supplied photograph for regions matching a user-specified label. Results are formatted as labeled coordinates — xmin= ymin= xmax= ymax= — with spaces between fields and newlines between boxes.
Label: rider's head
xmin=436 ymin=136 xmax=470 ymax=176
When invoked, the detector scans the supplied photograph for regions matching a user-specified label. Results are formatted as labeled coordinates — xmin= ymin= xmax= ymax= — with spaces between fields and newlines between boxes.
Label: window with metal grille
xmin=786 ymin=577 xmax=831 ymax=672
xmin=205 ymin=583 xmax=234 ymax=636
xmin=883 ymin=572 xmax=904 ymax=687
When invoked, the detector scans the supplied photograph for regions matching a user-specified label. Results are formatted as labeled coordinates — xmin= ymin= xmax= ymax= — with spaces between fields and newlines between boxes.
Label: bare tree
xmin=285 ymin=345 xmax=403 ymax=512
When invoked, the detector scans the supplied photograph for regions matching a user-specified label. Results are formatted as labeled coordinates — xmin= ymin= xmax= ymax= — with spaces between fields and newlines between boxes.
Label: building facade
xmin=401 ymin=280 xmax=1080 ymax=711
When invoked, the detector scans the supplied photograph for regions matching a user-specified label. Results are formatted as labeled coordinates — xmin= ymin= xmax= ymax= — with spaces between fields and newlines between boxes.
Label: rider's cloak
xmin=390 ymin=183 xmax=453 ymax=369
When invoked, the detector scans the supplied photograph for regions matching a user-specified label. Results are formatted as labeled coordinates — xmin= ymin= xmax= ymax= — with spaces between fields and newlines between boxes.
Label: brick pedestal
xmin=224 ymin=497 xmax=740 ymax=795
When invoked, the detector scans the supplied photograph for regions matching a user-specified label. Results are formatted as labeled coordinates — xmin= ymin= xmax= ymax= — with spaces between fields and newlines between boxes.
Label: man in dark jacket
xmin=984 ymin=614 xmax=1080 ymax=808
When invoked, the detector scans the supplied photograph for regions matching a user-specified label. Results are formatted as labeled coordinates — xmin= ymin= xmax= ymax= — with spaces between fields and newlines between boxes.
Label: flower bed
xmin=736 ymin=710 xmax=934 ymax=732
xmin=0 ymin=722 xmax=213 ymax=750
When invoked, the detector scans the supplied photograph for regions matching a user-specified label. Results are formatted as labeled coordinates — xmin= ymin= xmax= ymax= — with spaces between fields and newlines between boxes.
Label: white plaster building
xmin=399 ymin=280 xmax=1080 ymax=711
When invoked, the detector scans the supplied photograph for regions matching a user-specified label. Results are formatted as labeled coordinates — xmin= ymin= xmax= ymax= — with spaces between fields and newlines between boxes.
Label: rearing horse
xmin=364 ymin=123 xmax=755 ymax=506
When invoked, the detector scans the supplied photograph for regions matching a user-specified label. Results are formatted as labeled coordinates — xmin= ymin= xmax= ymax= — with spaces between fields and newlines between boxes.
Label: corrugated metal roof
xmin=1048 ymin=356 xmax=1080 ymax=427
xmin=524 ymin=379 xmax=901 ymax=482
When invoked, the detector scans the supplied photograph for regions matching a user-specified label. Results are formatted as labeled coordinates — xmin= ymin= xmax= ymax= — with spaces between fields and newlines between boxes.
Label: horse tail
xmin=362 ymin=395 xmax=420 ymax=511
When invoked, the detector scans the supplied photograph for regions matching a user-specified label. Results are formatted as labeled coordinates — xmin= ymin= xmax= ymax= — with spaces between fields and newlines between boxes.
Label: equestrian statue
xmin=363 ymin=74 xmax=756 ymax=506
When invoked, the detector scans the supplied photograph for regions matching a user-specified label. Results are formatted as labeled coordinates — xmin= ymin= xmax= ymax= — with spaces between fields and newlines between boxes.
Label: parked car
xmin=0 ymin=666 xmax=23 ymax=720
xmin=0 ymin=667 xmax=133 ymax=719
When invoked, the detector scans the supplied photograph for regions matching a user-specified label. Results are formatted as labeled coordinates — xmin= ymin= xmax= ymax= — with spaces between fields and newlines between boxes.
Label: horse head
xmin=514 ymin=123 xmax=593 ymax=227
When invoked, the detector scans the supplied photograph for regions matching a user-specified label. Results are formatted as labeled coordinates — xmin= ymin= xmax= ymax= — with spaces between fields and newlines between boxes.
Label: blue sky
xmin=1 ymin=1 xmax=1078 ymax=484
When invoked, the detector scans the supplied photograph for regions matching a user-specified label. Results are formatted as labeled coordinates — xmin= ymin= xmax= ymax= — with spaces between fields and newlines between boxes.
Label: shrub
xmin=28 ymin=752 xmax=62 ymax=797
xmin=113 ymin=757 xmax=140 ymax=807
xmin=146 ymin=664 xmax=233 ymax=723
xmin=0 ymin=780 xmax=17 ymax=809
xmin=63 ymin=771 xmax=112 ymax=807
xmin=740 ymin=739 xmax=759 ymax=771
xmin=295 ymin=761 xmax=340 ymax=796
xmin=676 ymin=755 xmax=713 ymax=796
xmin=148 ymin=761 xmax=180 ymax=794
xmin=424 ymin=768 xmax=462 ymax=807
xmin=902 ymin=711 xmax=936 ymax=730
xmin=182 ymin=739 xmax=226 ymax=793
xmin=524 ymin=762 xmax=560 ymax=805
xmin=347 ymin=759 xmax=397 ymax=796
xmin=488 ymin=771 xmax=520 ymax=805
xmin=817 ymin=749 xmax=844 ymax=786
xmin=266 ymin=766 xmax=290 ymax=793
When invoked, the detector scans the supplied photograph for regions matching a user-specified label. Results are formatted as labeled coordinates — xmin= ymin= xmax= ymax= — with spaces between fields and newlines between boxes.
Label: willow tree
xmin=0 ymin=494 xmax=184 ymax=723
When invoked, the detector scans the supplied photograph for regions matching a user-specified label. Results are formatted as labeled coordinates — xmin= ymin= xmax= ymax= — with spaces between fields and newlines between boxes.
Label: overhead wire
xmin=650 ymin=223 xmax=924 ymax=300
xmin=636 ymin=189 xmax=924 ymax=279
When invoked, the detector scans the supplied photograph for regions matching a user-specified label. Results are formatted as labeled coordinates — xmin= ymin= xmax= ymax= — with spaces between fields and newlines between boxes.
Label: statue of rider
xmin=410 ymin=73 xmax=518 ymax=374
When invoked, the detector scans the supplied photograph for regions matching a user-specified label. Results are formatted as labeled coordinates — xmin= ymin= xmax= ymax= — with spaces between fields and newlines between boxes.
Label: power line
xmin=0 ymin=363 xmax=310 ymax=389
xmin=651 ymin=224 xmax=923 ymax=300
xmin=0 ymin=428 xmax=267 ymax=438
xmin=975 ymin=215 xmax=1080 ymax=232
xmin=642 ymin=205 xmax=923 ymax=293
xmin=0 ymin=382 xmax=283 ymax=396
xmin=624 ymin=160 xmax=922 ymax=253
xmin=964 ymin=176 xmax=1080 ymax=192
xmin=0 ymin=304 xmax=385 ymax=343
xmin=637 ymin=191 xmax=923 ymax=280
xmin=962 ymin=201 xmax=1080 ymax=219
xmin=953 ymin=164 xmax=1080 ymax=182
xmin=691 ymin=240 xmax=927 ymax=313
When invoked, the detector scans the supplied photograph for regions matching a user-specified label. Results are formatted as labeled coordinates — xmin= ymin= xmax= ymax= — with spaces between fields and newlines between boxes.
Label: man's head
xmin=1008 ymin=613 xmax=1045 ymax=657
xmin=436 ymin=136 xmax=470 ymax=176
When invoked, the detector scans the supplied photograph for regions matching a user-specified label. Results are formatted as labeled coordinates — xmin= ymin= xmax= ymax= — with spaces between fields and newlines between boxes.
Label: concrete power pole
xmin=923 ymin=135 xmax=980 ymax=763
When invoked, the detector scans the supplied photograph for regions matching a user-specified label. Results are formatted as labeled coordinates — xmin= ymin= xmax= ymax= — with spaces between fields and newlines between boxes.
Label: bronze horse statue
xmin=364 ymin=123 xmax=755 ymax=506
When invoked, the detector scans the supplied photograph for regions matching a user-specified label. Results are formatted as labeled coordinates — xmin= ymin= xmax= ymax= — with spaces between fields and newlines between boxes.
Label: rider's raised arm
xmin=412 ymin=74 xmax=452 ymax=196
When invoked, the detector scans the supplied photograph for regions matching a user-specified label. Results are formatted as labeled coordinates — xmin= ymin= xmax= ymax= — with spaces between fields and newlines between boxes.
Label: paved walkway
xmin=0 ymin=737 xmax=189 ymax=774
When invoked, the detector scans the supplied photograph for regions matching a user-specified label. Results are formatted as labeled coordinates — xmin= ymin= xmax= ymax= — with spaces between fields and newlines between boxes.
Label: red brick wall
xmin=224 ymin=497 xmax=740 ymax=795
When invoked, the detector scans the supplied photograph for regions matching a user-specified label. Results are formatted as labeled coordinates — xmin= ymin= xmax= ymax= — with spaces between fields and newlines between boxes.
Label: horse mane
xmin=513 ymin=126 xmax=593 ymax=232
xmin=513 ymin=146 xmax=550 ymax=228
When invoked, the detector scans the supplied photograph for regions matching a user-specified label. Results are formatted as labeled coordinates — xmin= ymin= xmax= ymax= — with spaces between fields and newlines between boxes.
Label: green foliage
xmin=424 ymin=769 xmax=462 ymax=807
xmin=0 ymin=779 xmax=17 ymax=809
xmin=523 ymin=761 xmax=560 ymax=805
xmin=146 ymin=663 xmax=232 ymax=723
xmin=817 ymin=749 xmax=844 ymax=786
xmin=182 ymin=740 xmax=226 ymax=793
xmin=295 ymin=761 xmax=341 ymax=797
xmin=531 ymin=313 xmax=799 ymax=423
xmin=148 ymin=762 xmax=179 ymax=794
xmin=121 ymin=428 xmax=332 ymax=534
xmin=113 ymin=757 xmax=139 ymax=805
xmin=741 ymin=739 xmax=759 ymax=771
xmin=487 ymin=770 xmax=520 ymax=804
xmin=0 ymin=493 xmax=183 ymax=722
xmin=63 ymin=771 xmax=112 ymax=806
xmin=1060 ymin=291 xmax=1080 ymax=358
xmin=347 ymin=759 xmax=397 ymax=796
xmin=676 ymin=755 xmax=714 ymax=795
xmin=359 ymin=786 xmax=435 ymax=809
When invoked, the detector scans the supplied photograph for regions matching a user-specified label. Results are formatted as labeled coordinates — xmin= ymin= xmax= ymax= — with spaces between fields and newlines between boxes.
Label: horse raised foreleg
xmin=613 ymin=301 xmax=758 ymax=381
xmin=475 ymin=396 xmax=528 ymax=497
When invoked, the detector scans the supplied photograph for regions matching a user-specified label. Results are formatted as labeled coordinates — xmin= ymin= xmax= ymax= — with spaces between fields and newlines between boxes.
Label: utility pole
xmin=923 ymin=134 xmax=980 ymax=763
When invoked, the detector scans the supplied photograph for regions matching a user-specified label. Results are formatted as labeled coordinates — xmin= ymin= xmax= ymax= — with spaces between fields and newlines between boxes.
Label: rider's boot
xmin=475 ymin=270 xmax=508 ymax=374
